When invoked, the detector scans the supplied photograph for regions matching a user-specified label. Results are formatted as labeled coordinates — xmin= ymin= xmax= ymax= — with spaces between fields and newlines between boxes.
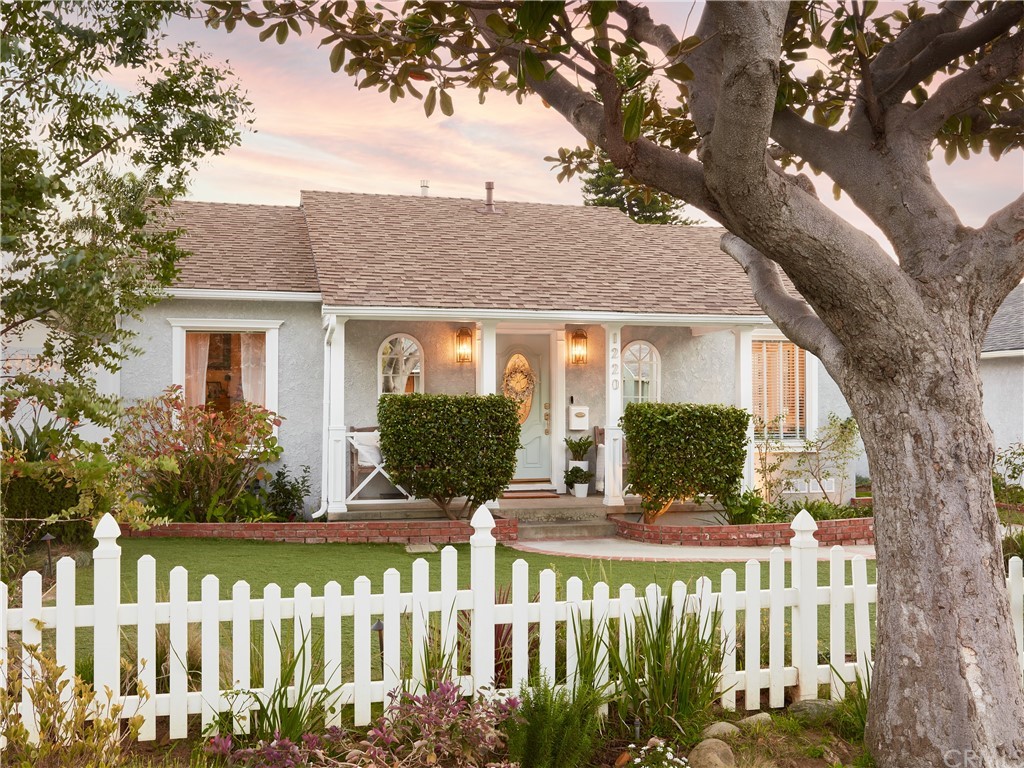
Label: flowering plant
xmin=116 ymin=386 xmax=283 ymax=522
xmin=622 ymin=738 xmax=689 ymax=767
xmin=347 ymin=680 xmax=519 ymax=767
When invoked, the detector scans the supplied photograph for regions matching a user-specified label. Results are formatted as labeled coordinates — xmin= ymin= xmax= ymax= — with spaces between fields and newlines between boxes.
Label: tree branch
xmin=875 ymin=2 xmax=1023 ymax=107
xmin=911 ymin=29 xmax=1024 ymax=138
xmin=721 ymin=233 xmax=846 ymax=372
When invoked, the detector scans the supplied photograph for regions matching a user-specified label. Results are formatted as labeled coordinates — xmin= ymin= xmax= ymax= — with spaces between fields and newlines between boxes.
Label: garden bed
xmin=123 ymin=516 xmax=518 ymax=545
xmin=611 ymin=514 xmax=874 ymax=547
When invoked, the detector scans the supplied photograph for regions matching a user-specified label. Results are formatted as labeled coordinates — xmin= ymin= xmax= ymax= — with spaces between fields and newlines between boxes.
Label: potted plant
xmin=564 ymin=434 xmax=595 ymax=472
xmin=564 ymin=466 xmax=594 ymax=498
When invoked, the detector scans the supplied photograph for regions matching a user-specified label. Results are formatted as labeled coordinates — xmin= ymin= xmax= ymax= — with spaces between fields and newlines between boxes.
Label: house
xmin=980 ymin=283 xmax=1024 ymax=455
xmin=117 ymin=186 xmax=1014 ymax=518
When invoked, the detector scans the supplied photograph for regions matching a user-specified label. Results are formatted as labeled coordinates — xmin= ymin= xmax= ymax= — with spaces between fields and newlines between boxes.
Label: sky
xmin=164 ymin=4 xmax=1023 ymax=244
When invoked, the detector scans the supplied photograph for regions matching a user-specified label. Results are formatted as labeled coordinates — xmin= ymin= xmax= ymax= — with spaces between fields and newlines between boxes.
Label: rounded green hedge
xmin=378 ymin=393 xmax=521 ymax=519
xmin=1 ymin=474 xmax=90 ymax=545
xmin=622 ymin=402 xmax=750 ymax=522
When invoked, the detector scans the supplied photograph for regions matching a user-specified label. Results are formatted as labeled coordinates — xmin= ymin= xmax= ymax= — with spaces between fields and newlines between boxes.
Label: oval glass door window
xmin=502 ymin=353 xmax=535 ymax=425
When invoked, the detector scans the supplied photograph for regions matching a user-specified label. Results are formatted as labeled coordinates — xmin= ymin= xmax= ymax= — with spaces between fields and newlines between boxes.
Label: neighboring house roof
xmin=299 ymin=191 xmax=763 ymax=315
xmin=984 ymin=283 xmax=1024 ymax=352
xmin=166 ymin=200 xmax=320 ymax=293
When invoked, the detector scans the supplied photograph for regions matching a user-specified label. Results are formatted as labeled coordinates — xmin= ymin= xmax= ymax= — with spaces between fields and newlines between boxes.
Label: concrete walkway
xmin=509 ymin=537 xmax=876 ymax=562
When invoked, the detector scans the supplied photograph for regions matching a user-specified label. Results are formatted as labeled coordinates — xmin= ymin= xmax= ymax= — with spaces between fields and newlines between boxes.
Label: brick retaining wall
xmin=124 ymin=517 xmax=518 ymax=545
xmin=611 ymin=515 xmax=874 ymax=547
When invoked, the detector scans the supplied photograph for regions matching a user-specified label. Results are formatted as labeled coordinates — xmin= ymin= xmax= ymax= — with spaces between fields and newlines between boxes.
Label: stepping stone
xmin=405 ymin=543 xmax=438 ymax=554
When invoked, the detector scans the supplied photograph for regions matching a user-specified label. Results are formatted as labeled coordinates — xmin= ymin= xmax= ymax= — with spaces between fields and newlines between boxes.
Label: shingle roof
xmin=984 ymin=283 xmax=1024 ymax=352
xmin=299 ymin=191 xmax=763 ymax=315
xmin=166 ymin=200 xmax=320 ymax=293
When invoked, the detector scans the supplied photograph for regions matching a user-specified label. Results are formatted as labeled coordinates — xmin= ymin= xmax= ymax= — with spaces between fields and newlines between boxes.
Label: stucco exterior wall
xmin=981 ymin=355 xmax=1024 ymax=452
xmin=624 ymin=327 xmax=736 ymax=406
xmin=344 ymin=320 xmax=476 ymax=427
xmin=121 ymin=299 xmax=325 ymax=509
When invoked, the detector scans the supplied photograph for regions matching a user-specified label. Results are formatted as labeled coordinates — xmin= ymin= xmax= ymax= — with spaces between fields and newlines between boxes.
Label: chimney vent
xmin=420 ymin=179 xmax=429 ymax=197
xmin=476 ymin=181 xmax=503 ymax=214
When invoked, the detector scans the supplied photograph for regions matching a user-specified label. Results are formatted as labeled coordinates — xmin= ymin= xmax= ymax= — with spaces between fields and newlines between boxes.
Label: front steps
xmin=516 ymin=518 xmax=619 ymax=541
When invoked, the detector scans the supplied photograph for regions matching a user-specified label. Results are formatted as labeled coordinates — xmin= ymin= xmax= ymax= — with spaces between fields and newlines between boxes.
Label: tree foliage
xmin=199 ymin=2 xmax=1024 ymax=764
xmin=1 ymin=1 xmax=252 ymax=428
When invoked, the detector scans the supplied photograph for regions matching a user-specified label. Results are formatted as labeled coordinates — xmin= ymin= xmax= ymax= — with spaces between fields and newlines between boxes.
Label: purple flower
xmin=204 ymin=733 xmax=233 ymax=758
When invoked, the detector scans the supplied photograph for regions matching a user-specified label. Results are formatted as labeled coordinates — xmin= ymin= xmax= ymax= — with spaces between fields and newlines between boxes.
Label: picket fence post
xmin=470 ymin=504 xmax=496 ymax=692
xmin=93 ymin=514 xmax=122 ymax=706
xmin=790 ymin=509 xmax=820 ymax=701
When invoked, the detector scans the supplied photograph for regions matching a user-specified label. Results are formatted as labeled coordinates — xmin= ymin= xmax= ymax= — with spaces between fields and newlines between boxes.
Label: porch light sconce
xmin=570 ymin=329 xmax=588 ymax=365
xmin=455 ymin=327 xmax=474 ymax=364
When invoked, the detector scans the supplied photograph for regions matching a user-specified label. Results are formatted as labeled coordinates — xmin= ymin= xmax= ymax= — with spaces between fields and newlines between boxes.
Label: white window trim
xmin=622 ymin=339 xmax=661 ymax=406
xmin=168 ymin=318 xmax=282 ymax=416
xmin=751 ymin=330 xmax=817 ymax=445
xmin=377 ymin=333 xmax=425 ymax=396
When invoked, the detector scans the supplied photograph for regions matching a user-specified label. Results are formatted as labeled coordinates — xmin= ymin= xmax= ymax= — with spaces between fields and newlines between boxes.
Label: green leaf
xmin=664 ymin=60 xmax=694 ymax=82
xmin=329 ymin=42 xmax=346 ymax=73
xmin=484 ymin=13 xmax=512 ymax=37
xmin=589 ymin=1 xmax=615 ymax=28
xmin=521 ymin=48 xmax=546 ymax=82
xmin=274 ymin=21 xmax=288 ymax=45
xmin=439 ymin=89 xmax=453 ymax=117
xmin=622 ymin=92 xmax=645 ymax=142
xmin=424 ymin=87 xmax=437 ymax=116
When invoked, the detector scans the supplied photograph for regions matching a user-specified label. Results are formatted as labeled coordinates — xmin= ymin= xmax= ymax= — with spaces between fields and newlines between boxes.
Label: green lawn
xmin=72 ymin=537 xmax=877 ymax=604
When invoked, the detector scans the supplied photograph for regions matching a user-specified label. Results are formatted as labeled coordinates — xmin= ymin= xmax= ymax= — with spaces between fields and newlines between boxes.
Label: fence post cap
xmin=93 ymin=513 xmax=122 ymax=559
xmin=790 ymin=509 xmax=818 ymax=546
xmin=470 ymin=504 xmax=496 ymax=546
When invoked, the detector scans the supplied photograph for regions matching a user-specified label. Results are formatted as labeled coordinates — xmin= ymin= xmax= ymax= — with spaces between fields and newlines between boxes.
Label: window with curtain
xmin=752 ymin=339 xmax=806 ymax=440
xmin=622 ymin=341 xmax=660 ymax=406
xmin=184 ymin=331 xmax=267 ymax=410
xmin=378 ymin=334 xmax=423 ymax=395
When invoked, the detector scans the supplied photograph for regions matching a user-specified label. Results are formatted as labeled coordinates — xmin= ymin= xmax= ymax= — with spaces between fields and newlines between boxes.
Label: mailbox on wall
xmin=568 ymin=405 xmax=589 ymax=431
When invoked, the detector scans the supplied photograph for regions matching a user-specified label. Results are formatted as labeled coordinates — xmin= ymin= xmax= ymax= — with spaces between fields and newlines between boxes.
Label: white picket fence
xmin=2 ymin=508 xmax=1023 ymax=745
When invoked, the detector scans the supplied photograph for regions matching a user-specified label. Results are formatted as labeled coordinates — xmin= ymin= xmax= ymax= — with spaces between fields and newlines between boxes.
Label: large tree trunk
xmin=843 ymin=322 xmax=1024 ymax=768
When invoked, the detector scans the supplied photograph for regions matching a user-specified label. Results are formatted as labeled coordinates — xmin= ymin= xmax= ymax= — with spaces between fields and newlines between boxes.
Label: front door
xmin=499 ymin=334 xmax=551 ymax=482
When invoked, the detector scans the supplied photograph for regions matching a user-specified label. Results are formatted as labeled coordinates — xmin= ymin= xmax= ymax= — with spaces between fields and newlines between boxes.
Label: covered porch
xmin=319 ymin=308 xmax=774 ymax=520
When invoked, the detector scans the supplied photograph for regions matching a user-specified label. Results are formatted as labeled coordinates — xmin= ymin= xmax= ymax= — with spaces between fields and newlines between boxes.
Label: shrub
xmin=504 ymin=615 xmax=610 ymax=768
xmin=1 ymin=644 xmax=147 ymax=768
xmin=504 ymin=675 xmax=606 ymax=768
xmin=1 ymin=416 xmax=148 ymax=585
xmin=116 ymin=386 xmax=283 ymax=522
xmin=346 ymin=678 xmax=519 ymax=767
xmin=378 ymin=393 xmax=521 ymax=520
xmin=793 ymin=413 xmax=860 ymax=504
xmin=564 ymin=434 xmax=595 ymax=461
xmin=263 ymin=464 xmax=312 ymax=520
xmin=622 ymin=402 xmax=749 ymax=523
xmin=608 ymin=596 xmax=724 ymax=744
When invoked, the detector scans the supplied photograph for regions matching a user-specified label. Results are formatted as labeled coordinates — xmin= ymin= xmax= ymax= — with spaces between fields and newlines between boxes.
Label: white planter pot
xmin=568 ymin=460 xmax=589 ymax=472
xmin=573 ymin=483 xmax=589 ymax=498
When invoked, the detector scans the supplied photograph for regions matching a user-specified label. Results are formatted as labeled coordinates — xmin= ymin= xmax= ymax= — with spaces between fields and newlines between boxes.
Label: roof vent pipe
xmin=420 ymin=179 xmax=429 ymax=197
xmin=476 ymin=181 xmax=503 ymax=214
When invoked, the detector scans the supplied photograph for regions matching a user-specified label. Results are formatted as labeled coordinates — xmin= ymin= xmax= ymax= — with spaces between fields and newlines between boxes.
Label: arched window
xmin=622 ymin=341 xmax=660 ymax=406
xmin=378 ymin=334 xmax=423 ymax=395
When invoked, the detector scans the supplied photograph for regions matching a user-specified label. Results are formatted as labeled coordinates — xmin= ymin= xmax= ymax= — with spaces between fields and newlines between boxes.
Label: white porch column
xmin=327 ymin=316 xmax=348 ymax=519
xmin=734 ymin=327 xmax=755 ymax=491
xmin=477 ymin=320 xmax=498 ymax=394
xmin=603 ymin=323 xmax=625 ymax=506
xmin=551 ymin=329 xmax=568 ymax=494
